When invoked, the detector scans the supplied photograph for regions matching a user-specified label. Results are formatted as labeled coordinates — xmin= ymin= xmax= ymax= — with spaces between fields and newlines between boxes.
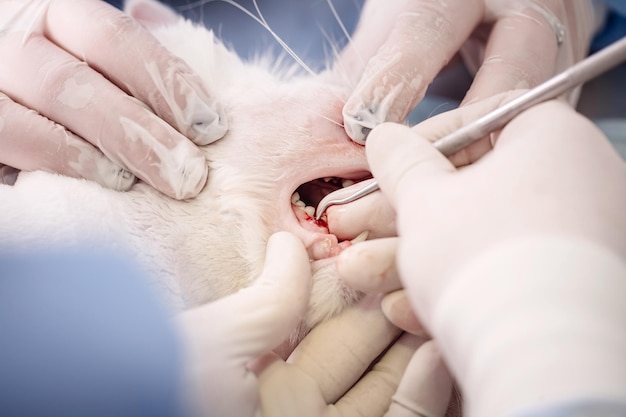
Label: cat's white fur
xmin=0 ymin=0 xmax=372 ymax=346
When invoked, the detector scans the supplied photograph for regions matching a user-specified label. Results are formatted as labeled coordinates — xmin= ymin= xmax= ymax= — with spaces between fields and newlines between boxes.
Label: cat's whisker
xmin=177 ymin=1 xmax=349 ymax=129
xmin=248 ymin=0 xmax=312 ymax=72
xmin=318 ymin=27 xmax=358 ymax=90
xmin=281 ymin=96 xmax=345 ymax=129
xmin=177 ymin=0 xmax=317 ymax=77
xmin=325 ymin=0 xmax=353 ymax=55
xmin=325 ymin=0 xmax=367 ymax=76
xmin=318 ymin=114 xmax=345 ymax=129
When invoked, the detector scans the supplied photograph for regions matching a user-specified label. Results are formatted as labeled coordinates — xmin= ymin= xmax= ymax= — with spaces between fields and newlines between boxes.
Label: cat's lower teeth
xmin=350 ymin=230 xmax=369 ymax=244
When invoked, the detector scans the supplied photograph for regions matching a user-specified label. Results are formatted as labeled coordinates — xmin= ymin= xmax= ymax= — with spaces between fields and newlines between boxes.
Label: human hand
xmin=256 ymin=294 xmax=457 ymax=417
xmin=176 ymin=231 xmax=453 ymax=417
xmin=337 ymin=101 xmax=626 ymax=416
xmin=327 ymin=90 xmax=526 ymax=241
xmin=340 ymin=0 xmax=596 ymax=157
xmin=0 ymin=0 xmax=227 ymax=199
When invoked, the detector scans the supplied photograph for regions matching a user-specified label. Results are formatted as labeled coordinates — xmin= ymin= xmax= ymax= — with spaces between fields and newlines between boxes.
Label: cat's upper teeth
xmin=291 ymin=191 xmax=315 ymax=216
xmin=291 ymin=178 xmax=359 ymax=220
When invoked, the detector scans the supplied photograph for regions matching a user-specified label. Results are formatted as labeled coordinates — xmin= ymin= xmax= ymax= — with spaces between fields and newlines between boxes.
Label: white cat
xmin=0 ymin=0 xmax=375 ymax=349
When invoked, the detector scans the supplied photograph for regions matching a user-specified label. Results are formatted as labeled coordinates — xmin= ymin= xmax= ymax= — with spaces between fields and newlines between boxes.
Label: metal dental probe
xmin=314 ymin=36 xmax=626 ymax=220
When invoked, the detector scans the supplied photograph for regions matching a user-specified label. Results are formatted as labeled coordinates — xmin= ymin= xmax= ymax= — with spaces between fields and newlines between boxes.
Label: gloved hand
xmin=336 ymin=101 xmax=626 ymax=417
xmin=177 ymin=231 xmax=453 ymax=417
xmin=327 ymin=90 xmax=525 ymax=241
xmin=340 ymin=0 xmax=597 ymax=160
xmin=0 ymin=0 xmax=227 ymax=199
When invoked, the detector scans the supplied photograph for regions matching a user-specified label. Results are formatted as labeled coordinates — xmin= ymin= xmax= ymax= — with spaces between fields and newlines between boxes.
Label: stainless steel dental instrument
xmin=315 ymin=36 xmax=626 ymax=220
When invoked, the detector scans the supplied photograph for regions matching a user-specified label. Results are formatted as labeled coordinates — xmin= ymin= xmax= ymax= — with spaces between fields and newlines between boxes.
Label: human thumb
xmin=212 ymin=231 xmax=312 ymax=359
xmin=366 ymin=123 xmax=455 ymax=209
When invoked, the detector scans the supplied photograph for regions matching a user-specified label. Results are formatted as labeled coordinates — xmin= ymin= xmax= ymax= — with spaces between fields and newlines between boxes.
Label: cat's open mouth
xmin=287 ymin=175 xmax=370 ymax=260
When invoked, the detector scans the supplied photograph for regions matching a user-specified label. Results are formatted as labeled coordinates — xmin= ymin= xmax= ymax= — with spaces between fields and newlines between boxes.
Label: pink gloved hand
xmin=0 ymin=0 xmax=228 ymax=199
xmin=340 ymin=0 xmax=597 ymax=161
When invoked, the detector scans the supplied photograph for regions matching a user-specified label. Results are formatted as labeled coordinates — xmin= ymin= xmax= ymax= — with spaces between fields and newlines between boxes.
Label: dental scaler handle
xmin=315 ymin=35 xmax=626 ymax=220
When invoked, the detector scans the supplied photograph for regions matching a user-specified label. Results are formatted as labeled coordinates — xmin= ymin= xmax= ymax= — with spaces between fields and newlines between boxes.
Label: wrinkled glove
xmin=177 ymin=231 xmax=453 ymax=417
xmin=340 ymin=0 xmax=597 ymax=158
xmin=0 ymin=0 xmax=227 ymax=198
xmin=337 ymin=101 xmax=626 ymax=417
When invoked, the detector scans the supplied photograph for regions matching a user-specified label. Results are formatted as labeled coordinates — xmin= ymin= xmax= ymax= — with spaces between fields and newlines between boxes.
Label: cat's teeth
xmin=304 ymin=206 xmax=315 ymax=217
xmin=291 ymin=192 xmax=300 ymax=204
xmin=323 ymin=177 xmax=333 ymax=183
xmin=350 ymin=230 xmax=369 ymax=244
xmin=295 ymin=200 xmax=306 ymax=208
xmin=342 ymin=179 xmax=354 ymax=188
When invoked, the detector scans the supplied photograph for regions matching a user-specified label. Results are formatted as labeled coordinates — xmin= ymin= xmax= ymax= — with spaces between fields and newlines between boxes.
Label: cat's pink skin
xmin=0 ymin=15 xmax=371 ymax=346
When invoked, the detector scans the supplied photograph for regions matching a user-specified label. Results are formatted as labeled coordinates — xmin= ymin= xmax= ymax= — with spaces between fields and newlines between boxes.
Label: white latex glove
xmin=0 ymin=0 xmax=227 ymax=199
xmin=177 ymin=231 xmax=450 ymax=417
xmin=337 ymin=101 xmax=626 ymax=417
xmin=328 ymin=91 xmax=525 ymax=241
xmin=340 ymin=0 xmax=597 ymax=157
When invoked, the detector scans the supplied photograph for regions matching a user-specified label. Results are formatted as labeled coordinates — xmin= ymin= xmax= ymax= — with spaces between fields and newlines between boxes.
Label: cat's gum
xmin=291 ymin=202 xmax=354 ymax=260
xmin=308 ymin=233 xmax=352 ymax=259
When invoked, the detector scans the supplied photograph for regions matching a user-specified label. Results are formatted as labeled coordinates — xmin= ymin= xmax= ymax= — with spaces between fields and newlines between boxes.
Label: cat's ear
xmin=124 ymin=0 xmax=180 ymax=29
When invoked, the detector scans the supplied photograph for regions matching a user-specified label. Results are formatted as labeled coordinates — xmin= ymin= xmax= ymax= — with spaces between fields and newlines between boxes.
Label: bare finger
xmin=0 ymin=92 xmax=134 ymax=190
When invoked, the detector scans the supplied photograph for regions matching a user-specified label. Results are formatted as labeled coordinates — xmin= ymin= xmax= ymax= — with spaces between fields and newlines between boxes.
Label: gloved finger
xmin=326 ymin=184 xmax=396 ymax=240
xmin=288 ymin=294 xmax=401 ymax=404
xmin=463 ymin=1 xmax=564 ymax=105
xmin=47 ymin=0 xmax=228 ymax=146
xmin=334 ymin=333 xmax=427 ymax=417
xmin=176 ymin=232 xmax=312 ymax=417
xmin=209 ymin=231 xmax=313 ymax=358
xmin=366 ymin=123 xmax=455 ymax=211
xmin=255 ymin=352 xmax=329 ymax=417
xmin=0 ymin=92 xmax=135 ymax=190
xmin=337 ymin=238 xmax=401 ymax=294
xmin=342 ymin=0 xmax=485 ymax=144
xmin=410 ymin=90 xmax=526 ymax=167
xmin=453 ymin=1 xmax=571 ymax=165
xmin=385 ymin=341 xmax=453 ymax=417
xmin=381 ymin=290 xmax=429 ymax=337
xmin=0 ymin=34 xmax=207 ymax=200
